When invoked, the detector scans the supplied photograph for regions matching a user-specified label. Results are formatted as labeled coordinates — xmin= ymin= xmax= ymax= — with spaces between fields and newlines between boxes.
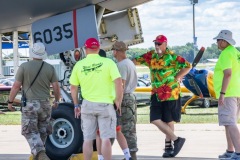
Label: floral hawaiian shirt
xmin=135 ymin=48 xmax=191 ymax=102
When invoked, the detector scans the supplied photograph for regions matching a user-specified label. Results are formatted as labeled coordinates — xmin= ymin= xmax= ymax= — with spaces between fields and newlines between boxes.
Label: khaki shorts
xmin=81 ymin=100 xmax=116 ymax=140
xmin=218 ymin=97 xmax=240 ymax=126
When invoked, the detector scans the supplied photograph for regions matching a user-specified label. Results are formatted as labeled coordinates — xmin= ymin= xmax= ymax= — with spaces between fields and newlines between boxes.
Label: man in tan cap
xmin=112 ymin=41 xmax=138 ymax=160
xmin=213 ymin=30 xmax=240 ymax=160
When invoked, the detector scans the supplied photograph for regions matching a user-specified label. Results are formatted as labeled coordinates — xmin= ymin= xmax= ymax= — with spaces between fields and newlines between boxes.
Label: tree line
xmin=3 ymin=42 xmax=240 ymax=64
xmin=106 ymin=42 xmax=240 ymax=63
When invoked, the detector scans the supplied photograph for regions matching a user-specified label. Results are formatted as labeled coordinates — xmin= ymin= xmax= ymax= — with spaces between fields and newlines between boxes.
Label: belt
xmin=28 ymin=98 xmax=49 ymax=101
xmin=124 ymin=93 xmax=134 ymax=96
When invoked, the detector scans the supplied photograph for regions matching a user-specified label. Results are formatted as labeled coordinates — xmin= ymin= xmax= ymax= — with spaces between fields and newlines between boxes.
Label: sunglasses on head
xmin=154 ymin=42 xmax=163 ymax=46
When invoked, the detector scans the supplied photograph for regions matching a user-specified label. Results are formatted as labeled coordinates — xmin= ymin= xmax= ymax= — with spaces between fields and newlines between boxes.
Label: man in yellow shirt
xmin=69 ymin=38 xmax=123 ymax=160
xmin=213 ymin=30 xmax=240 ymax=160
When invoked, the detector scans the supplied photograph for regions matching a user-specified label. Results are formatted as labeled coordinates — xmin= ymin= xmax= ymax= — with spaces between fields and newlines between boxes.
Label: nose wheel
xmin=49 ymin=118 xmax=74 ymax=148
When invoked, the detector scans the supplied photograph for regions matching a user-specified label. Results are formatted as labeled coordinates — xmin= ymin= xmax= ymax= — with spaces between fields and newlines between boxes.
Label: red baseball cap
xmin=84 ymin=38 xmax=100 ymax=49
xmin=153 ymin=35 xmax=167 ymax=43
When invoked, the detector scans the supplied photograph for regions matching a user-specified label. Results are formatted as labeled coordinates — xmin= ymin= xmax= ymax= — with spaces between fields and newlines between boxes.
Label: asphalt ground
xmin=0 ymin=124 xmax=235 ymax=160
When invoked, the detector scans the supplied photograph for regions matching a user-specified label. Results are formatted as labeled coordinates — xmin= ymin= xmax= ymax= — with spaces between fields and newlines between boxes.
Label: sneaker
xmin=172 ymin=137 xmax=186 ymax=157
xmin=162 ymin=148 xmax=174 ymax=158
xmin=226 ymin=153 xmax=240 ymax=160
xmin=219 ymin=151 xmax=233 ymax=159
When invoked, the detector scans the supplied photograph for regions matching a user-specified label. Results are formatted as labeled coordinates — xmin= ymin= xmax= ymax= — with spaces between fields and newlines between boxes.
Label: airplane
xmin=0 ymin=0 xmax=152 ymax=75
xmin=0 ymin=1 xmax=153 ymax=160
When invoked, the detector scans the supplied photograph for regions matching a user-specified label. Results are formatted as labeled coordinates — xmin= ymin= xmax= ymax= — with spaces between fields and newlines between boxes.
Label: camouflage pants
xmin=119 ymin=93 xmax=138 ymax=152
xmin=21 ymin=99 xmax=52 ymax=156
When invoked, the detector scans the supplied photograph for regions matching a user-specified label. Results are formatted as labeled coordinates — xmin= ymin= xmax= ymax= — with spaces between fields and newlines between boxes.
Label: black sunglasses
xmin=154 ymin=42 xmax=163 ymax=46
xmin=217 ymin=39 xmax=222 ymax=42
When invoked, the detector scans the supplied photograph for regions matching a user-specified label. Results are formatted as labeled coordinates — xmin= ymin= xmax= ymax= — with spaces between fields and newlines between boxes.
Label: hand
xmin=218 ymin=94 xmax=225 ymax=106
xmin=114 ymin=100 xmax=122 ymax=116
xmin=8 ymin=104 xmax=16 ymax=112
xmin=74 ymin=107 xmax=81 ymax=119
xmin=175 ymin=76 xmax=182 ymax=82
xmin=52 ymin=100 xmax=60 ymax=109
xmin=52 ymin=102 xmax=59 ymax=109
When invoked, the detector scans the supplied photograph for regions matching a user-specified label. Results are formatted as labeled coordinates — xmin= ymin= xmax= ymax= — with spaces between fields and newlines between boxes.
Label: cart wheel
xmin=201 ymin=99 xmax=210 ymax=108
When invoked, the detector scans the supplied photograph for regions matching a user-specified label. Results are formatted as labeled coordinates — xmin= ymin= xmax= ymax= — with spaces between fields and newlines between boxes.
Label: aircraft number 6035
xmin=33 ymin=23 xmax=73 ymax=44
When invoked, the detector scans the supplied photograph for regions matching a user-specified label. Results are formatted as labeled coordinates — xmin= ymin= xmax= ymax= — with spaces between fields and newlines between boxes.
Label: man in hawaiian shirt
xmin=133 ymin=35 xmax=191 ymax=158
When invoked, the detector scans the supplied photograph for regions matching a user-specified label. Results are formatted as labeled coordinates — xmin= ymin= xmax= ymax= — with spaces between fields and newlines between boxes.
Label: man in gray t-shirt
xmin=112 ymin=41 xmax=138 ymax=160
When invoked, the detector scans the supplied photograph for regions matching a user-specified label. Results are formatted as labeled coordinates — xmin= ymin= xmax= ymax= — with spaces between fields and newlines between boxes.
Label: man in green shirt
xmin=213 ymin=30 xmax=240 ymax=160
xmin=133 ymin=35 xmax=191 ymax=158
xmin=8 ymin=42 xmax=61 ymax=160
xmin=69 ymin=38 xmax=123 ymax=160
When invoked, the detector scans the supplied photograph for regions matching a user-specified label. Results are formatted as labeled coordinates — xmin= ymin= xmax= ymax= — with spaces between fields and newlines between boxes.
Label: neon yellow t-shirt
xmin=69 ymin=54 xmax=121 ymax=104
xmin=213 ymin=45 xmax=240 ymax=98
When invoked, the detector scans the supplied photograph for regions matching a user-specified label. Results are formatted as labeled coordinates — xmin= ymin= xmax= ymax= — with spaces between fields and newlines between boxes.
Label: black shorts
xmin=150 ymin=94 xmax=181 ymax=123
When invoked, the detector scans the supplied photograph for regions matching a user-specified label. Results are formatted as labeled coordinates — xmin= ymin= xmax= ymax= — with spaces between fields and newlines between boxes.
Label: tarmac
xmin=0 ymin=123 xmax=236 ymax=160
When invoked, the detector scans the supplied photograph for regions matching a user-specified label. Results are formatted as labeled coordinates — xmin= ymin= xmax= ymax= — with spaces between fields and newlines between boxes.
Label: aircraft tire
xmin=45 ymin=103 xmax=83 ymax=160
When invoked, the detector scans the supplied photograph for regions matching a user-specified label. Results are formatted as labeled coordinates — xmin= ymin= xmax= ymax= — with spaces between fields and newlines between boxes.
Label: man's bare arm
xmin=8 ymin=81 xmax=22 ymax=111
xmin=8 ymin=81 xmax=22 ymax=102
xmin=114 ymin=77 xmax=123 ymax=112
xmin=221 ymin=69 xmax=232 ymax=93
xmin=175 ymin=68 xmax=191 ymax=81
xmin=70 ymin=85 xmax=79 ymax=105
xmin=70 ymin=84 xmax=81 ymax=118
xmin=51 ymin=81 xmax=61 ymax=102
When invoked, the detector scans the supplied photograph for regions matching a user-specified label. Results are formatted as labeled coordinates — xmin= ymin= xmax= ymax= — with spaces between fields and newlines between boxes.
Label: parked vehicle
xmin=134 ymin=79 xmax=151 ymax=105
xmin=0 ymin=79 xmax=14 ymax=86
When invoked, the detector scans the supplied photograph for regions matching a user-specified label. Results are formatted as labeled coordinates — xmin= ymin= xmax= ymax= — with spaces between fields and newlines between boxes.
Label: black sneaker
xmin=172 ymin=137 xmax=186 ymax=157
xmin=162 ymin=148 xmax=174 ymax=158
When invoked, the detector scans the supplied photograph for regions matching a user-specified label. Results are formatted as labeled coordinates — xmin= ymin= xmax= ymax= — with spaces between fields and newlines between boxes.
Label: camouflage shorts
xmin=118 ymin=93 xmax=138 ymax=152
xmin=21 ymin=99 xmax=52 ymax=155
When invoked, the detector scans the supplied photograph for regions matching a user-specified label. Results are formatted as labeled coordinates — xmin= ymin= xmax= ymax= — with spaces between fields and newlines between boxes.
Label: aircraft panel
xmin=0 ymin=0 xmax=104 ymax=34
xmin=0 ymin=0 xmax=152 ymax=34
xmin=32 ymin=5 xmax=98 ymax=55
xmin=98 ymin=0 xmax=153 ymax=11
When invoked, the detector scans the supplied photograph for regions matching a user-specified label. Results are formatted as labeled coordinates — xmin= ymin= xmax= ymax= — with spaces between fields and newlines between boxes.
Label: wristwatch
xmin=7 ymin=100 xmax=13 ymax=104
xmin=220 ymin=92 xmax=225 ymax=95
xmin=74 ymin=104 xmax=81 ymax=108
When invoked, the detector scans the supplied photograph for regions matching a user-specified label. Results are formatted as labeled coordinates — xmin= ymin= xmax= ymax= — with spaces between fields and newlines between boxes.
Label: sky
xmin=2 ymin=0 xmax=240 ymax=55
xmin=132 ymin=0 xmax=240 ymax=49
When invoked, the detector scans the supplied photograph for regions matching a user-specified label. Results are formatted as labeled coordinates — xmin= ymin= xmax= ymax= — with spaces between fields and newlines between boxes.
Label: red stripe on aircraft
xmin=73 ymin=9 xmax=78 ymax=48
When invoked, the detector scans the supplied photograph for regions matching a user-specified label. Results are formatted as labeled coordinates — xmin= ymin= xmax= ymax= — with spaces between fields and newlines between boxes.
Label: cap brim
xmin=213 ymin=35 xmax=219 ymax=40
